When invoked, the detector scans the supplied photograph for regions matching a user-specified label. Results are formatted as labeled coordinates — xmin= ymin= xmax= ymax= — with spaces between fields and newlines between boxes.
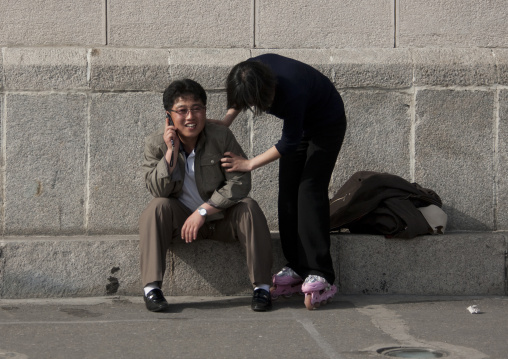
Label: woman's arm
xmin=221 ymin=146 xmax=281 ymax=172
xmin=206 ymin=108 xmax=240 ymax=127
xmin=223 ymin=108 xmax=240 ymax=126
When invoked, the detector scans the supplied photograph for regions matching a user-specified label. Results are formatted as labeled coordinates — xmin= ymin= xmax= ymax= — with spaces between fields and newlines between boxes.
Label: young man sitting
xmin=139 ymin=79 xmax=273 ymax=312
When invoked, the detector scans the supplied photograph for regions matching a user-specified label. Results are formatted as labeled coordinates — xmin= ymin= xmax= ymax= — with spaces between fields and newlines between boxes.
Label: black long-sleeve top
xmin=249 ymin=53 xmax=346 ymax=155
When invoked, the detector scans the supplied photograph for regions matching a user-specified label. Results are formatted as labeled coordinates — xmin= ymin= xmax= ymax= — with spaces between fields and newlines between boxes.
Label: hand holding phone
xmin=166 ymin=113 xmax=176 ymax=167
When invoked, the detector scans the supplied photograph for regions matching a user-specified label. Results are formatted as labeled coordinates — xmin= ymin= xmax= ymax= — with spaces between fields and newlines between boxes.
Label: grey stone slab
xmin=398 ymin=0 xmax=508 ymax=48
xmin=330 ymin=90 xmax=412 ymax=197
xmin=107 ymin=0 xmax=251 ymax=47
xmin=337 ymin=233 xmax=506 ymax=296
xmin=329 ymin=48 xmax=412 ymax=89
xmin=0 ymin=1 xmax=104 ymax=46
xmin=88 ymin=93 xmax=162 ymax=234
xmin=169 ymin=49 xmax=250 ymax=90
xmin=1 ymin=233 xmax=506 ymax=298
xmin=4 ymin=93 xmax=88 ymax=235
xmin=166 ymin=240 xmax=252 ymax=296
xmin=89 ymin=48 xmax=170 ymax=91
xmin=4 ymin=47 xmax=88 ymax=90
xmin=251 ymin=48 xmax=412 ymax=89
xmin=0 ymin=236 xmax=140 ymax=298
xmin=206 ymin=92 xmax=250 ymax=155
xmin=496 ymin=90 xmax=508 ymax=229
xmin=250 ymin=113 xmax=283 ymax=231
xmin=256 ymin=0 xmax=394 ymax=48
xmin=414 ymin=89 xmax=495 ymax=231
xmin=412 ymin=48 xmax=497 ymax=87
xmin=494 ymin=49 xmax=508 ymax=86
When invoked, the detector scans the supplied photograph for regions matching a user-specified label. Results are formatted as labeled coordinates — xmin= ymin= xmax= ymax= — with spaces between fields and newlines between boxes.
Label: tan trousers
xmin=139 ymin=197 xmax=273 ymax=288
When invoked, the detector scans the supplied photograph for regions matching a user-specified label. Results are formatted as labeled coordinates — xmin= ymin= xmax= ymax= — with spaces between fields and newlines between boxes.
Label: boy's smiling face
xmin=169 ymin=95 xmax=206 ymax=146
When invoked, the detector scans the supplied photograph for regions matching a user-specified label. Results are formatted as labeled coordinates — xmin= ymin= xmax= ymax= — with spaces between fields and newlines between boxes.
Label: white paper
xmin=467 ymin=305 xmax=480 ymax=314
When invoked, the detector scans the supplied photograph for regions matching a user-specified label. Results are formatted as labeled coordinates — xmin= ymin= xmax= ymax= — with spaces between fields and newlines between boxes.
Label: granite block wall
xmin=3 ymin=1 xmax=507 ymax=49
xmin=1 ymin=0 xmax=507 ymax=235
xmin=1 ymin=48 xmax=507 ymax=234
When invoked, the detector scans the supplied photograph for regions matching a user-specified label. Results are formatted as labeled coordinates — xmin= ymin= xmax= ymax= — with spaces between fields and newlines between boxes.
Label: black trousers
xmin=278 ymin=119 xmax=346 ymax=285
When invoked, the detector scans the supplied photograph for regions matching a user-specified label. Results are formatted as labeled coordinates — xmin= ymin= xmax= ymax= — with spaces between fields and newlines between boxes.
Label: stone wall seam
xmin=492 ymin=48 xmax=508 ymax=86
xmin=84 ymin=94 xmax=91 ymax=233
xmin=393 ymin=0 xmax=398 ymax=48
xmin=337 ymin=87 xmax=413 ymax=93
xmin=493 ymin=87 xmax=500 ymax=231
xmin=409 ymin=48 xmax=416 ymax=181
xmin=408 ymin=47 xmax=416 ymax=84
xmin=86 ymin=49 xmax=92 ymax=85
xmin=491 ymin=48 xmax=498 ymax=83
xmin=251 ymin=0 xmax=256 ymax=48
xmin=104 ymin=0 xmax=108 ymax=46
xmin=412 ymin=85 xmax=499 ymax=92
xmin=1 ymin=93 xmax=6 ymax=236
xmin=503 ymin=234 xmax=508 ymax=296
xmin=168 ymin=49 xmax=173 ymax=82
xmin=1 ymin=47 xmax=4 ymax=90
xmin=409 ymin=86 xmax=416 ymax=182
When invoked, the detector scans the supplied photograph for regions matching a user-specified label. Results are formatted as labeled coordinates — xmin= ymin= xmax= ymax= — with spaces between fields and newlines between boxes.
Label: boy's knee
xmin=235 ymin=198 xmax=268 ymax=224
xmin=140 ymin=198 xmax=173 ymax=223
xmin=237 ymin=197 xmax=262 ymax=213
xmin=150 ymin=197 xmax=172 ymax=210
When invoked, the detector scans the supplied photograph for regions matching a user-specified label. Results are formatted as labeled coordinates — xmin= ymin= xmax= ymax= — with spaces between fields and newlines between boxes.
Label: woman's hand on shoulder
xmin=221 ymin=152 xmax=253 ymax=172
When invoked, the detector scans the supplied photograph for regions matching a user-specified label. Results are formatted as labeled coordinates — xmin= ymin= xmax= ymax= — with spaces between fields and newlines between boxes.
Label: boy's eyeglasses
xmin=170 ymin=106 xmax=206 ymax=116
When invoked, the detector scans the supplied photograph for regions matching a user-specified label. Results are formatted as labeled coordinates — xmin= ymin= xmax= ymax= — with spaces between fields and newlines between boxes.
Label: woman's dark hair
xmin=226 ymin=60 xmax=277 ymax=115
xmin=163 ymin=79 xmax=207 ymax=111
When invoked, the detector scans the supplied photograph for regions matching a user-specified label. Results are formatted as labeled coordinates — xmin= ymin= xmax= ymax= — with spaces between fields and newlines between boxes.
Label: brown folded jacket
xmin=330 ymin=171 xmax=442 ymax=239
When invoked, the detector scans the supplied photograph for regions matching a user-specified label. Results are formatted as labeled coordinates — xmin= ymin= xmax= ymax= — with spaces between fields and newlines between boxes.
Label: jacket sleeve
xmin=208 ymin=128 xmax=251 ymax=209
xmin=142 ymin=136 xmax=183 ymax=198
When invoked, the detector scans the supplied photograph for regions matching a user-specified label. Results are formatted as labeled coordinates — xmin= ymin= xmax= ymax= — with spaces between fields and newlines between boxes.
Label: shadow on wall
xmin=163 ymin=238 xmax=287 ymax=296
xmin=442 ymin=205 xmax=493 ymax=232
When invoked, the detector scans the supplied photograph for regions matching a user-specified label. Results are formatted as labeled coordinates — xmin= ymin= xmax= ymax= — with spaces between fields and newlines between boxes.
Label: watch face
xmin=199 ymin=208 xmax=207 ymax=216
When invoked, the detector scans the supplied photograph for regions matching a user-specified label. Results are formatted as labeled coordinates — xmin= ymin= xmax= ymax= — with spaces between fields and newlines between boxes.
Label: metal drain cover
xmin=377 ymin=347 xmax=447 ymax=358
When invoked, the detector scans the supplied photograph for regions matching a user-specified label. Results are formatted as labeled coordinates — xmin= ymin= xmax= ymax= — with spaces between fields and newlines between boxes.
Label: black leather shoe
xmin=144 ymin=288 xmax=170 ymax=312
xmin=251 ymin=288 xmax=272 ymax=312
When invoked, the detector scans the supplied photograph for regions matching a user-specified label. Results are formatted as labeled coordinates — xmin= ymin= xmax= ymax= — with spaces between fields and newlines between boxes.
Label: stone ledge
xmin=412 ymin=48 xmax=497 ymax=86
xmin=89 ymin=48 xmax=170 ymax=91
xmin=3 ymin=47 xmax=89 ymax=90
xmin=0 ymin=232 xmax=506 ymax=298
xmin=2 ymin=48 xmax=508 ymax=91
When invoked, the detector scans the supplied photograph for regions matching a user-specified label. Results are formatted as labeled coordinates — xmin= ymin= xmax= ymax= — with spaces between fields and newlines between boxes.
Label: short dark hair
xmin=163 ymin=79 xmax=207 ymax=111
xmin=226 ymin=60 xmax=277 ymax=115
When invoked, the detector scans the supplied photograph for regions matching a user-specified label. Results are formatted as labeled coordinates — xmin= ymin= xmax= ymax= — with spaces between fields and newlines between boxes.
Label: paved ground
xmin=0 ymin=294 xmax=507 ymax=359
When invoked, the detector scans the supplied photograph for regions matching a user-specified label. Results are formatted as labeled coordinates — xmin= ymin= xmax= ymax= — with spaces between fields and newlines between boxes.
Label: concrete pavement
xmin=1 ymin=294 xmax=507 ymax=359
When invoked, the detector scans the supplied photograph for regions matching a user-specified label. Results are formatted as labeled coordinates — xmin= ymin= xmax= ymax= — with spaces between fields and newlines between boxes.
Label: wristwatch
xmin=197 ymin=206 xmax=207 ymax=217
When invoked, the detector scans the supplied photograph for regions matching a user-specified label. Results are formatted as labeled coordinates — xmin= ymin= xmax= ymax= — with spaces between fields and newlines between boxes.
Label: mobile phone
xmin=166 ymin=113 xmax=175 ymax=167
